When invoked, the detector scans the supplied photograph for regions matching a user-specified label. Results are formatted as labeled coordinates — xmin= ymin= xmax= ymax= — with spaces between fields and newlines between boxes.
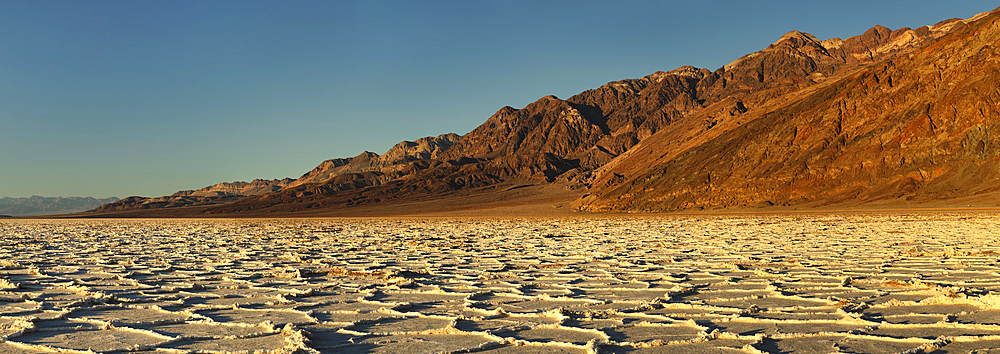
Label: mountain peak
xmin=773 ymin=30 xmax=822 ymax=46
xmin=665 ymin=65 xmax=707 ymax=79
xmin=859 ymin=25 xmax=892 ymax=42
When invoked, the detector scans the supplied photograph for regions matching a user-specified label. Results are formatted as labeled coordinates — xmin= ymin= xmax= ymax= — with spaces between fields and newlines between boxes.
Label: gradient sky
xmin=2 ymin=1 xmax=995 ymax=198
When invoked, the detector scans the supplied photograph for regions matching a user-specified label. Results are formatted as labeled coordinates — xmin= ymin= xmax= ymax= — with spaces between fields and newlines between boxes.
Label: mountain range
xmin=87 ymin=7 xmax=1000 ymax=217
xmin=0 ymin=196 xmax=120 ymax=217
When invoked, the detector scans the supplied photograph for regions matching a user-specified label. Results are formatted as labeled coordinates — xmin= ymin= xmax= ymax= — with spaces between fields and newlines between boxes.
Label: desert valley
xmin=4 ymin=4 xmax=1000 ymax=354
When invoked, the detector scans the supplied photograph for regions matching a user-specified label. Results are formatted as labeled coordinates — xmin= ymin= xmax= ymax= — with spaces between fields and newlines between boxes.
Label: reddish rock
xmin=579 ymin=9 xmax=1000 ymax=212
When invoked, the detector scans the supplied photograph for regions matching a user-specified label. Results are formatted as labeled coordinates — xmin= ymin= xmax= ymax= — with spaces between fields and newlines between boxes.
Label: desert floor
xmin=2 ymin=214 xmax=1000 ymax=353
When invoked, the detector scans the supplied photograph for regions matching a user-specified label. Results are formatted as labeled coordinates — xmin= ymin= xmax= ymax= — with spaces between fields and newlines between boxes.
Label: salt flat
xmin=1 ymin=214 xmax=999 ymax=353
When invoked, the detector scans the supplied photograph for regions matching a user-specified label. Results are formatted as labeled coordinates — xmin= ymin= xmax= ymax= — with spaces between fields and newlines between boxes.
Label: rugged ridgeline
xmin=90 ymin=178 xmax=293 ymax=212
xmin=1 ymin=196 xmax=120 ymax=216
xmin=90 ymin=8 xmax=999 ymax=215
xmin=92 ymin=133 xmax=465 ymax=213
xmin=283 ymin=133 xmax=461 ymax=189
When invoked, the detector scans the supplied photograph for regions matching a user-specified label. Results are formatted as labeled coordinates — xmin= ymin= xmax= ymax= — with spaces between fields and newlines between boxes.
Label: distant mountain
xmin=90 ymin=178 xmax=291 ymax=212
xmin=284 ymin=133 xmax=460 ymax=189
xmin=91 ymin=134 xmax=462 ymax=213
xmin=172 ymin=178 xmax=295 ymax=197
xmin=87 ymin=7 xmax=1000 ymax=216
xmin=0 ymin=196 xmax=120 ymax=216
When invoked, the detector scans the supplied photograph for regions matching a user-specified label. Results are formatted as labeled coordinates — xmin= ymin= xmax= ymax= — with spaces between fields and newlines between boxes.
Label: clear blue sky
xmin=1 ymin=1 xmax=995 ymax=198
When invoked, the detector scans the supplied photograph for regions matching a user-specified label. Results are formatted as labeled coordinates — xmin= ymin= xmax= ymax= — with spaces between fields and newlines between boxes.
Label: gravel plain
xmin=2 ymin=214 xmax=1000 ymax=353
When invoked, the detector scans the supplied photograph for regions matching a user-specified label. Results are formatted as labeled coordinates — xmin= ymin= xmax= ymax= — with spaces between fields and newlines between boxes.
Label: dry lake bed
xmin=2 ymin=214 xmax=1000 ymax=353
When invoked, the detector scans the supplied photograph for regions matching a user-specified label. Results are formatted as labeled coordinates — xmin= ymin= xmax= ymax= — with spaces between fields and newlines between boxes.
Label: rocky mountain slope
xmin=88 ymin=7 xmax=999 ymax=215
xmin=91 ymin=178 xmax=292 ymax=212
xmin=172 ymin=178 xmax=294 ymax=198
xmin=578 ymin=8 xmax=1000 ymax=212
xmin=284 ymin=133 xmax=460 ymax=189
xmin=93 ymin=134 xmax=463 ymax=212
xmin=1 ymin=196 xmax=119 ymax=216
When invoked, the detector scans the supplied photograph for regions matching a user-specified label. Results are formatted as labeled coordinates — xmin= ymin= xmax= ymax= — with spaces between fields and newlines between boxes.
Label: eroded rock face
xmin=445 ymin=96 xmax=605 ymax=161
xmin=285 ymin=133 xmax=461 ymax=189
xmin=567 ymin=67 xmax=708 ymax=151
xmin=700 ymin=16 xmax=969 ymax=109
xmin=91 ymin=179 xmax=293 ymax=212
xmin=580 ymin=9 xmax=1000 ymax=212
xmin=172 ymin=178 xmax=294 ymax=198
xmin=382 ymin=133 xmax=459 ymax=163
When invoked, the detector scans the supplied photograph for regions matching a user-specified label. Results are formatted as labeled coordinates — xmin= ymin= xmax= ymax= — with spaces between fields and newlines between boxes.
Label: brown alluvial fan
xmin=91 ymin=8 xmax=1000 ymax=215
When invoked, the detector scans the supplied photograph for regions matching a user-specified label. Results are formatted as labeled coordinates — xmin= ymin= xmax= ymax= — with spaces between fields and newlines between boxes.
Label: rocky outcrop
xmin=172 ymin=178 xmax=294 ymax=198
xmin=567 ymin=67 xmax=709 ymax=154
xmin=700 ymin=18 xmax=970 ymax=109
xmin=284 ymin=133 xmax=460 ymax=189
xmin=440 ymin=96 xmax=607 ymax=179
xmin=381 ymin=133 xmax=459 ymax=164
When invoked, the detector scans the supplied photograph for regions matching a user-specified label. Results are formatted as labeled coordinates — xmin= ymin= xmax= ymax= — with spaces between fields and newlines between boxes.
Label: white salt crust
xmin=0 ymin=214 xmax=999 ymax=353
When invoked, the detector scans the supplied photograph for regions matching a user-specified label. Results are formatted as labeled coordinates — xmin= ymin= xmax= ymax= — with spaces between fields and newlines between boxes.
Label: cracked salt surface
xmin=1 ymin=214 xmax=1000 ymax=353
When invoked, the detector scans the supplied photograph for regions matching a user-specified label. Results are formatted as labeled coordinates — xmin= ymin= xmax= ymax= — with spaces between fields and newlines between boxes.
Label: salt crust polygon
xmin=2 ymin=215 xmax=1000 ymax=352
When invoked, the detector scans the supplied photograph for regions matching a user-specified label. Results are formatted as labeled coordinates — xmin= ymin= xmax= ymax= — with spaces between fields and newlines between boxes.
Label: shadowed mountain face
xmin=89 ymin=8 xmax=1000 ymax=215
